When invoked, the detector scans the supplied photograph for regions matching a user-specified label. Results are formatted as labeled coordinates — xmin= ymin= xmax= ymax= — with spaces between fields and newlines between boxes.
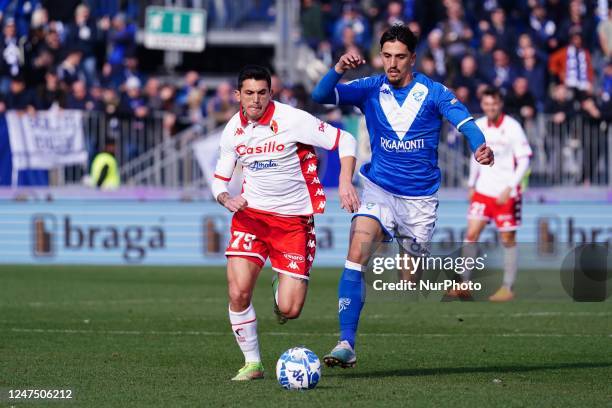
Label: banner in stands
xmin=0 ymin=200 xmax=609 ymax=267
xmin=6 ymin=110 xmax=87 ymax=172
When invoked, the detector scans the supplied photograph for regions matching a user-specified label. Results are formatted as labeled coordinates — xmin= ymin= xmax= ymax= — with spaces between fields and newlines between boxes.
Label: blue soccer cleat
xmin=323 ymin=340 xmax=356 ymax=368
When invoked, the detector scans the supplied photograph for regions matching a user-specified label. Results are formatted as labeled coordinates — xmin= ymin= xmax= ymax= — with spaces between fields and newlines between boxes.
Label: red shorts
xmin=225 ymin=208 xmax=316 ymax=280
xmin=468 ymin=191 xmax=522 ymax=231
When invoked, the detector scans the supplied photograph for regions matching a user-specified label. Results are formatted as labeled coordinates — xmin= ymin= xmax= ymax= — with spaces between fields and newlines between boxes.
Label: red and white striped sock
xmin=229 ymin=303 xmax=260 ymax=363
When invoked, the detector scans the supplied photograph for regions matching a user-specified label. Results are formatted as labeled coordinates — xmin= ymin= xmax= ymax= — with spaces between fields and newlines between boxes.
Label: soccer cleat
xmin=444 ymin=287 xmax=473 ymax=301
xmin=489 ymin=286 xmax=514 ymax=302
xmin=231 ymin=362 xmax=265 ymax=381
xmin=272 ymin=274 xmax=288 ymax=325
xmin=323 ymin=340 xmax=356 ymax=368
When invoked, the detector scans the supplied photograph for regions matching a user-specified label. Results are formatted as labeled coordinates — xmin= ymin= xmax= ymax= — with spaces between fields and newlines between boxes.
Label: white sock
xmin=229 ymin=303 xmax=260 ymax=363
xmin=503 ymin=245 xmax=518 ymax=289
xmin=461 ymin=240 xmax=477 ymax=282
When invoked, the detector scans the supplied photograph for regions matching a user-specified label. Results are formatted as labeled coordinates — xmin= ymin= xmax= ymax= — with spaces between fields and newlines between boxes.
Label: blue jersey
xmin=335 ymin=72 xmax=473 ymax=197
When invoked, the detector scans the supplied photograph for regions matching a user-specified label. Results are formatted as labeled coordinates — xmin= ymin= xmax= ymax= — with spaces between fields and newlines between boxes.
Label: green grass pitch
xmin=1 ymin=265 xmax=611 ymax=407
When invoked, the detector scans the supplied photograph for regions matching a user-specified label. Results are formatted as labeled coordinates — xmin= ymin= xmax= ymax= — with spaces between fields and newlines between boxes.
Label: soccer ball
xmin=276 ymin=347 xmax=321 ymax=390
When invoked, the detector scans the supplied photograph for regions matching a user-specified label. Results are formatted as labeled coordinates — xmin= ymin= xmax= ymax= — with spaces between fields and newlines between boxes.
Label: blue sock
xmin=338 ymin=260 xmax=365 ymax=349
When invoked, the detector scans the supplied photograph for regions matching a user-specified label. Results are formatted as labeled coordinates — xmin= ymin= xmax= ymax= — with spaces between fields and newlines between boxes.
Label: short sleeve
xmin=294 ymin=109 xmax=342 ymax=151
xmin=434 ymin=82 xmax=473 ymax=130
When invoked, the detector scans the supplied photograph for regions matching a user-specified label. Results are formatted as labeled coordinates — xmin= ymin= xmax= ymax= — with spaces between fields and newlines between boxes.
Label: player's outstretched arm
xmin=311 ymin=52 xmax=365 ymax=104
xmin=338 ymin=155 xmax=360 ymax=213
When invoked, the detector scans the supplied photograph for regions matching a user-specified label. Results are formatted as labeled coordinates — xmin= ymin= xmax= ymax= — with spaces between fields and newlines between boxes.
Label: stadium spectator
xmin=206 ymin=81 xmax=238 ymax=131
xmin=545 ymin=84 xmax=577 ymax=124
xmin=504 ymin=77 xmax=537 ymax=125
xmin=3 ymin=75 xmax=35 ymax=112
xmin=597 ymin=7 xmax=612 ymax=60
xmin=487 ymin=7 xmax=516 ymax=51
xmin=331 ymin=3 xmax=371 ymax=52
xmin=482 ymin=48 xmax=518 ymax=93
xmin=548 ymin=28 xmax=594 ymax=95
xmin=65 ymin=79 xmax=97 ymax=111
xmin=436 ymin=0 xmax=472 ymax=62
xmin=300 ymin=0 xmax=325 ymax=49
xmin=528 ymin=3 xmax=558 ymax=51
xmin=453 ymin=54 xmax=485 ymax=98
xmin=0 ymin=18 xmax=23 ymax=93
xmin=177 ymin=70 xmax=200 ymax=107
xmin=519 ymin=46 xmax=548 ymax=111
xmin=476 ymin=31 xmax=497 ymax=84
xmin=106 ymin=13 xmax=135 ymax=67
xmin=419 ymin=28 xmax=448 ymax=79
xmin=35 ymin=69 xmax=64 ymax=109
xmin=418 ymin=53 xmax=444 ymax=83
xmin=558 ymin=0 xmax=595 ymax=49
xmin=57 ymin=47 xmax=86 ymax=88
xmin=64 ymin=4 xmax=100 ymax=85
xmin=118 ymin=76 xmax=147 ymax=119
xmin=143 ymin=77 xmax=162 ymax=111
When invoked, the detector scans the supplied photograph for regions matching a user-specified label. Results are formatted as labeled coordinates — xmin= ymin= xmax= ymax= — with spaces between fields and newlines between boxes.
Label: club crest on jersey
xmin=270 ymin=119 xmax=278 ymax=134
xmin=413 ymin=90 xmax=425 ymax=102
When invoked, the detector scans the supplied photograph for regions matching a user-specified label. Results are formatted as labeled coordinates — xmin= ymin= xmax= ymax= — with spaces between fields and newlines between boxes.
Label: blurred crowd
xmin=0 ymin=0 xmax=277 ymax=137
xmin=301 ymin=0 xmax=612 ymax=124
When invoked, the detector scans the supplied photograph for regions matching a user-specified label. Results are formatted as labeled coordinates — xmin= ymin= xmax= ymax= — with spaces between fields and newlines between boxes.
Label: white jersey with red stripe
xmin=473 ymin=114 xmax=532 ymax=198
xmin=213 ymin=101 xmax=343 ymax=216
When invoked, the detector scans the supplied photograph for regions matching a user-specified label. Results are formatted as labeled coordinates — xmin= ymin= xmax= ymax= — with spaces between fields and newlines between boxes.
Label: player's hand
xmin=475 ymin=144 xmax=494 ymax=166
xmin=219 ymin=193 xmax=248 ymax=212
xmin=335 ymin=52 xmax=365 ymax=74
xmin=496 ymin=187 xmax=511 ymax=205
xmin=468 ymin=187 xmax=475 ymax=200
xmin=338 ymin=179 xmax=360 ymax=213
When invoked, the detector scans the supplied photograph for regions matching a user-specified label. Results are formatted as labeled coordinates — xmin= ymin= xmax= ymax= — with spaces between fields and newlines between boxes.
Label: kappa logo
xmin=315 ymin=188 xmax=325 ymax=196
xmin=366 ymin=202 xmax=376 ymax=210
xmin=288 ymin=261 xmax=299 ymax=270
xmin=316 ymin=201 xmax=326 ymax=211
xmin=380 ymin=87 xmax=392 ymax=95
xmin=311 ymin=177 xmax=320 ymax=184
xmin=339 ymin=297 xmax=351 ymax=312
xmin=307 ymin=164 xmax=317 ymax=173
xmin=234 ymin=127 xmax=245 ymax=136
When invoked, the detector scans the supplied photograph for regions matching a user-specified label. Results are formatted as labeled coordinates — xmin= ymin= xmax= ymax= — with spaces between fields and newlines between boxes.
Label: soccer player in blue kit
xmin=311 ymin=24 xmax=495 ymax=368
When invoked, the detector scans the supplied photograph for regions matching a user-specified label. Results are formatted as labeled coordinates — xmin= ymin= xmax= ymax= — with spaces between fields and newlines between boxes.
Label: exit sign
xmin=144 ymin=7 xmax=207 ymax=52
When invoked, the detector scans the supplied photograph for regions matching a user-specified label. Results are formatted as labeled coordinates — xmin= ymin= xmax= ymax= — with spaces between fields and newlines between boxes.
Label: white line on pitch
xmin=6 ymin=328 xmax=611 ymax=338
xmin=21 ymin=298 xmax=223 ymax=307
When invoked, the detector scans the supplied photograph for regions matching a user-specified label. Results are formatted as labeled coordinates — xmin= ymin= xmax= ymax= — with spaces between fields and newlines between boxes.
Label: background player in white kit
xmin=211 ymin=65 xmax=359 ymax=381
xmin=457 ymin=87 xmax=532 ymax=302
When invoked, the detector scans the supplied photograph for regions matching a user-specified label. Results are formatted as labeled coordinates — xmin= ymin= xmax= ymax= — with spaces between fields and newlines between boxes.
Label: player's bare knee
xmin=283 ymin=305 xmax=302 ymax=319
xmin=228 ymin=288 xmax=251 ymax=311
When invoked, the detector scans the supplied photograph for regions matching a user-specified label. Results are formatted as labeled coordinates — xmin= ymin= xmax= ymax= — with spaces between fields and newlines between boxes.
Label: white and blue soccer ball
xmin=276 ymin=347 xmax=321 ymax=390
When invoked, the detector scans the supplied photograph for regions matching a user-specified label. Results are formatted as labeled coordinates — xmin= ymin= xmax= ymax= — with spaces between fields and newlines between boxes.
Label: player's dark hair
xmin=237 ymin=65 xmax=271 ymax=90
xmin=380 ymin=24 xmax=418 ymax=53
xmin=482 ymin=86 xmax=502 ymax=100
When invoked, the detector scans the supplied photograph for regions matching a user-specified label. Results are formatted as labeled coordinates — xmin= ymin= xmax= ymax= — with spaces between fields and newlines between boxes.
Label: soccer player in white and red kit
xmin=210 ymin=65 xmax=359 ymax=381
xmin=461 ymin=87 xmax=532 ymax=301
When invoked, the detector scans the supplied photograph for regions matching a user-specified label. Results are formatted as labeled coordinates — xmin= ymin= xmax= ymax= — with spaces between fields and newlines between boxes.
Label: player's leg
xmin=461 ymin=218 xmax=488 ymax=282
xmin=489 ymin=230 xmax=517 ymax=302
xmin=275 ymin=274 xmax=308 ymax=319
xmin=227 ymin=256 xmax=265 ymax=380
xmin=325 ymin=216 xmax=386 ymax=368
xmin=269 ymin=215 xmax=316 ymax=324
